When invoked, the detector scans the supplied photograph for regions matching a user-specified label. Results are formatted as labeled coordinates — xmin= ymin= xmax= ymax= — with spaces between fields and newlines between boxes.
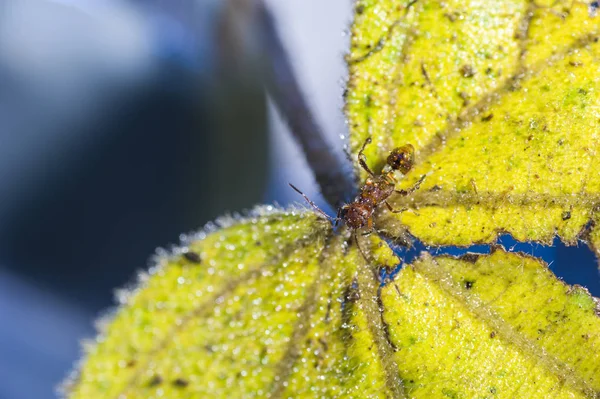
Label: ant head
xmin=341 ymin=203 xmax=372 ymax=230
xmin=387 ymin=144 xmax=414 ymax=174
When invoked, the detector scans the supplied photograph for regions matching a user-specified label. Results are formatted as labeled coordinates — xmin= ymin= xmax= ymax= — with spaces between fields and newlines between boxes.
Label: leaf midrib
xmin=413 ymin=31 xmax=600 ymax=166
xmin=406 ymin=254 xmax=598 ymax=397
xmin=114 ymin=230 xmax=327 ymax=398
xmin=356 ymin=241 xmax=407 ymax=399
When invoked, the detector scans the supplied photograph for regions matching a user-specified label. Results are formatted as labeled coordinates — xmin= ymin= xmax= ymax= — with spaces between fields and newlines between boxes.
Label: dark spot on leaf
xmin=569 ymin=60 xmax=583 ymax=67
xmin=148 ymin=375 xmax=163 ymax=387
xmin=204 ymin=344 xmax=216 ymax=353
xmin=324 ymin=296 xmax=332 ymax=324
xmin=482 ymin=113 xmax=494 ymax=122
xmin=444 ymin=12 xmax=458 ymax=22
xmin=183 ymin=251 xmax=202 ymax=264
xmin=126 ymin=359 xmax=136 ymax=368
xmin=458 ymin=91 xmax=470 ymax=106
xmin=172 ymin=378 xmax=189 ymax=388
xmin=356 ymin=4 xmax=365 ymax=14
xmin=490 ymin=387 xmax=498 ymax=394
xmin=318 ymin=337 xmax=329 ymax=352
xmin=442 ymin=388 xmax=460 ymax=398
xmin=461 ymin=253 xmax=480 ymax=263
xmin=508 ymin=76 xmax=521 ymax=91
xmin=490 ymin=331 xmax=496 ymax=338
xmin=459 ymin=64 xmax=476 ymax=78
xmin=344 ymin=280 xmax=361 ymax=303
xmin=562 ymin=211 xmax=571 ymax=221
xmin=464 ymin=280 xmax=475 ymax=290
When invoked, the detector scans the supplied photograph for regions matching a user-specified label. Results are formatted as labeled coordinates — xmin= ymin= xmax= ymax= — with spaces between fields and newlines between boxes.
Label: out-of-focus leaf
xmin=65 ymin=209 xmax=403 ymax=398
xmin=64 ymin=210 xmax=600 ymax=398
xmin=347 ymin=0 xmax=600 ymax=246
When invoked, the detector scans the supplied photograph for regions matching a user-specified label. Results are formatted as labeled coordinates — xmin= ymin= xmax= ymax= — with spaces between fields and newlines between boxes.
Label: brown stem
xmin=255 ymin=1 xmax=354 ymax=207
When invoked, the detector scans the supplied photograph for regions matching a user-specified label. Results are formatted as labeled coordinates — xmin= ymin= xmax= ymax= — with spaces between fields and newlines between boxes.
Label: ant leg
xmin=335 ymin=206 xmax=344 ymax=227
xmin=354 ymin=234 xmax=370 ymax=262
xmin=361 ymin=218 xmax=375 ymax=236
xmin=385 ymin=201 xmax=407 ymax=214
xmin=358 ymin=137 xmax=375 ymax=177
xmin=289 ymin=183 xmax=335 ymax=224
xmin=395 ymin=174 xmax=426 ymax=196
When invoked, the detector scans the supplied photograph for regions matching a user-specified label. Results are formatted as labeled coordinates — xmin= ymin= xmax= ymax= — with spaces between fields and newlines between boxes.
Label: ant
xmin=290 ymin=137 xmax=426 ymax=236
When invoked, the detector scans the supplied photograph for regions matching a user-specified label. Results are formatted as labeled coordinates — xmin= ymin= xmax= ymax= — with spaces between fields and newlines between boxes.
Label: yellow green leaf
xmin=64 ymin=209 xmax=404 ymax=398
xmin=347 ymin=0 xmax=600 ymax=246
xmin=64 ymin=210 xmax=600 ymax=398
xmin=383 ymin=248 xmax=600 ymax=398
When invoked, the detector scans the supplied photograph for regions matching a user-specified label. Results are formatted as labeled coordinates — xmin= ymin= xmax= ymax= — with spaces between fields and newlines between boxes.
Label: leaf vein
xmin=414 ymin=30 xmax=600 ymax=165
xmin=415 ymin=254 xmax=598 ymax=397
xmin=268 ymin=232 xmax=339 ymax=398
xmin=115 ymin=230 xmax=325 ymax=398
xmin=356 ymin=240 xmax=407 ymax=399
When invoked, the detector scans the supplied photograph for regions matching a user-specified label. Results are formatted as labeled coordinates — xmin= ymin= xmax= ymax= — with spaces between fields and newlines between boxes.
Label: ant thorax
xmin=358 ymin=174 xmax=395 ymax=207
xmin=380 ymin=163 xmax=400 ymax=176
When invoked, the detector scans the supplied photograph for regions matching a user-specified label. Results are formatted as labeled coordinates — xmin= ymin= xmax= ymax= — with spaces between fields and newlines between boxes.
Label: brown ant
xmin=289 ymin=137 xmax=425 ymax=236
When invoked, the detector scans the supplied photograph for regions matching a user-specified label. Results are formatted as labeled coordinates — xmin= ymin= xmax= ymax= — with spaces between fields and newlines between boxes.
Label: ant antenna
xmin=288 ymin=183 xmax=335 ymax=224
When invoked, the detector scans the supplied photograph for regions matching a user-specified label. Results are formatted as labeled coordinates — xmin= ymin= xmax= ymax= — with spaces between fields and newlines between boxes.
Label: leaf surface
xmin=347 ymin=0 xmax=600 ymax=246
xmin=383 ymin=249 xmax=600 ymax=398
xmin=65 ymin=210 xmax=400 ymax=398
xmin=65 ymin=210 xmax=600 ymax=398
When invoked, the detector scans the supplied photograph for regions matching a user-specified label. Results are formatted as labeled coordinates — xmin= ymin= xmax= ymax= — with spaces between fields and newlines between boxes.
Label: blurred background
xmin=0 ymin=1 xmax=597 ymax=398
